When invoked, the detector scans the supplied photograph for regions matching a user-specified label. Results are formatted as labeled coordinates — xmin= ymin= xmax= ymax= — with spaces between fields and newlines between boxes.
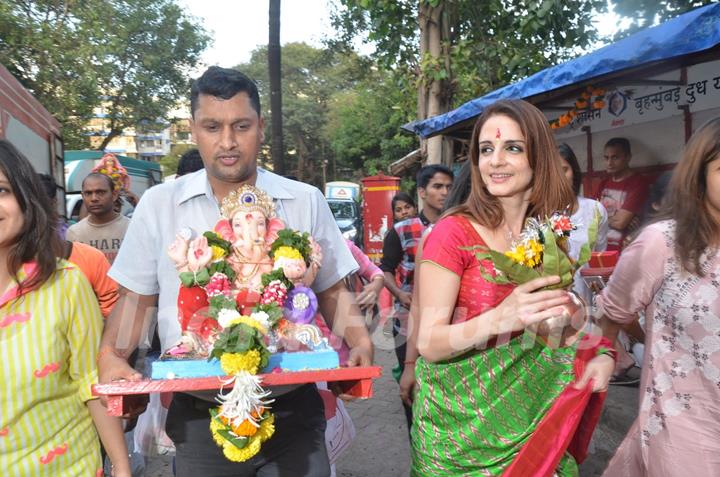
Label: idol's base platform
xmin=150 ymin=350 xmax=340 ymax=380
xmin=92 ymin=366 xmax=382 ymax=416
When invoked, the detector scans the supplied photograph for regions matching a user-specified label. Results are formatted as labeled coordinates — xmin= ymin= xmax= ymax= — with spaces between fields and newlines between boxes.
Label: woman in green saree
xmin=411 ymin=99 xmax=614 ymax=476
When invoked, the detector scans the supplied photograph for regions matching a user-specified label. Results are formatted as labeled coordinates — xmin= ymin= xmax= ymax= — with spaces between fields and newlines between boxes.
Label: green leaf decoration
xmin=541 ymin=224 xmax=576 ymax=290
xmin=210 ymin=407 xmax=250 ymax=448
xmin=260 ymin=268 xmax=293 ymax=290
xmin=253 ymin=303 xmax=284 ymax=325
xmin=560 ymin=269 xmax=574 ymax=288
xmin=179 ymin=271 xmax=195 ymax=288
xmin=179 ymin=268 xmax=210 ymax=287
xmin=211 ymin=323 xmax=267 ymax=359
xmin=228 ymin=326 xmax=253 ymax=352
xmin=208 ymin=295 xmax=237 ymax=319
xmin=542 ymin=228 xmax=562 ymax=279
xmin=217 ymin=428 xmax=249 ymax=449
xmin=209 ymin=407 xmax=225 ymax=426
xmin=204 ymin=231 xmax=232 ymax=254
xmin=270 ymin=229 xmax=313 ymax=264
xmin=258 ymin=348 xmax=270 ymax=370
xmin=208 ymin=261 xmax=236 ymax=283
xmin=195 ymin=268 xmax=210 ymax=286
xmin=209 ymin=295 xmax=236 ymax=309
xmin=575 ymin=206 xmax=602 ymax=269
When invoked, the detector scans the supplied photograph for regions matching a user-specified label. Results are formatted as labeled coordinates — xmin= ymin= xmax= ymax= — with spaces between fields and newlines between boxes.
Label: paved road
xmin=147 ymin=349 xmax=639 ymax=477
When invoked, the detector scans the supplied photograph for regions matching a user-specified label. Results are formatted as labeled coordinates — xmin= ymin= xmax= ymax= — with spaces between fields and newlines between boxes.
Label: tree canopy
xmin=0 ymin=0 xmax=209 ymax=149
xmin=235 ymin=42 xmax=416 ymax=185
xmin=331 ymin=0 xmax=606 ymax=110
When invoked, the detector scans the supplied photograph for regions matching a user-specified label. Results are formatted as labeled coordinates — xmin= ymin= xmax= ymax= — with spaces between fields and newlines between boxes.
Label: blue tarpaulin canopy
xmin=404 ymin=3 xmax=720 ymax=139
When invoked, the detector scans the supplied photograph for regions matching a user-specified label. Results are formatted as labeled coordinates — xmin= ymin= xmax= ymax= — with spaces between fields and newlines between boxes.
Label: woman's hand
xmin=399 ymin=364 xmax=416 ymax=406
xmin=302 ymin=261 xmax=320 ymax=287
xmin=494 ymin=275 xmax=571 ymax=334
xmin=356 ymin=276 xmax=384 ymax=311
xmin=397 ymin=290 xmax=412 ymax=309
xmin=574 ymin=354 xmax=615 ymax=392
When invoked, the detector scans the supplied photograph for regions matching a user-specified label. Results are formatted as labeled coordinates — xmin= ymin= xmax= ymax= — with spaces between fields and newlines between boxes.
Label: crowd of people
xmin=0 ymin=65 xmax=718 ymax=477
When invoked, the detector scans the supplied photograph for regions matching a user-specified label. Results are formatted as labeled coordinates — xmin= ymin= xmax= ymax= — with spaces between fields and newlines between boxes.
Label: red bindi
xmin=245 ymin=213 xmax=253 ymax=220
xmin=495 ymin=128 xmax=501 ymax=140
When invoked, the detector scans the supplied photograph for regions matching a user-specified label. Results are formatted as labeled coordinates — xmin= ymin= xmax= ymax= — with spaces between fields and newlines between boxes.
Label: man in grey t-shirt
xmin=97 ymin=67 xmax=372 ymax=477
xmin=67 ymin=172 xmax=130 ymax=264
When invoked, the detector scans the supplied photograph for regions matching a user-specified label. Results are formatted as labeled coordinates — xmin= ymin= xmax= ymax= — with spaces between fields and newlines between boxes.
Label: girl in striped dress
xmin=0 ymin=140 xmax=130 ymax=476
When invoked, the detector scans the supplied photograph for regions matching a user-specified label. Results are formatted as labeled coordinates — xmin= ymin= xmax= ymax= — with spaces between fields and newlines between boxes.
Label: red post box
xmin=361 ymin=174 xmax=401 ymax=263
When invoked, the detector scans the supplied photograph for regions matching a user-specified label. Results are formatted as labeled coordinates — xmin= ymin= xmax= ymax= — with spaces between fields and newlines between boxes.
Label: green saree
xmin=411 ymin=215 xmax=591 ymax=476
xmin=411 ymin=335 xmax=579 ymax=476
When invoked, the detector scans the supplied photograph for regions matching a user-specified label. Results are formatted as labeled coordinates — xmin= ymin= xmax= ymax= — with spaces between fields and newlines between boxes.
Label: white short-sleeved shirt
xmin=109 ymin=168 xmax=358 ymax=351
xmin=569 ymin=196 xmax=609 ymax=302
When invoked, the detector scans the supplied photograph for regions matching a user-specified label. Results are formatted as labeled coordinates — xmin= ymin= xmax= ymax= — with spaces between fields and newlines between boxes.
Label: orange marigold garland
xmin=549 ymin=85 xmax=606 ymax=130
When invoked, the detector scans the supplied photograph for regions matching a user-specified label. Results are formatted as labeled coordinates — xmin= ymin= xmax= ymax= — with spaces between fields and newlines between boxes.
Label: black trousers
xmin=393 ymin=319 xmax=413 ymax=435
xmin=166 ymin=384 xmax=330 ymax=477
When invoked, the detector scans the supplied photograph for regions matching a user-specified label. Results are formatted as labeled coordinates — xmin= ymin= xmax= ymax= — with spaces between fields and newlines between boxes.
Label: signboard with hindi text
xmin=548 ymin=58 xmax=720 ymax=173
xmin=551 ymin=59 xmax=720 ymax=138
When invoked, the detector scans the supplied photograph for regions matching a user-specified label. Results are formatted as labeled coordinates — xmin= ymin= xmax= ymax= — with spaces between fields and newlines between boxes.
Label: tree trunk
xmin=418 ymin=2 xmax=450 ymax=166
xmin=268 ymin=0 xmax=284 ymax=175
xmin=417 ymin=3 xmax=430 ymax=123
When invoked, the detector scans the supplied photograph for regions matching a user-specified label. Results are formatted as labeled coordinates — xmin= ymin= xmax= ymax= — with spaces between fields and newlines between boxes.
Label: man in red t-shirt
xmin=594 ymin=137 xmax=650 ymax=252
xmin=594 ymin=138 xmax=650 ymax=385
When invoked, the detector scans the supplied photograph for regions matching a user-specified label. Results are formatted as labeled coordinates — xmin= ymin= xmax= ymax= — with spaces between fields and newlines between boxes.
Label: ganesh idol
xmin=217 ymin=186 xmax=285 ymax=292
xmin=164 ymin=184 xmax=323 ymax=359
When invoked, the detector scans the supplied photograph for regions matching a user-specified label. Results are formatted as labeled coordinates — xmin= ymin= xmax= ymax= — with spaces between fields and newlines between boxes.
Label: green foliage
xmin=208 ymin=261 xmax=236 ymax=284
xmin=160 ymin=143 xmax=195 ymax=178
xmin=540 ymin=228 xmax=575 ymax=290
xmin=613 ymin=0 xmax=715 ymax=40
xmin=0 ymin=0 xmax=209 ymax=149
xmin=323 ymin=69 xmax=418 ymax=176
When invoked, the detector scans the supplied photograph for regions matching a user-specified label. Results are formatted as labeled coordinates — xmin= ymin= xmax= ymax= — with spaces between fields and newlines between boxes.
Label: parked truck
xmin=0 ymin=63 xmax=65 ymax=217
xmin=324 ymin=181 xmax=362 ymax=243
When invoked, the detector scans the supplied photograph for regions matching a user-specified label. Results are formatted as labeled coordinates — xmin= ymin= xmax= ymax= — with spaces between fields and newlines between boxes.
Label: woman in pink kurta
xmin=598 ymin=117 xmax=720 ymax=476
